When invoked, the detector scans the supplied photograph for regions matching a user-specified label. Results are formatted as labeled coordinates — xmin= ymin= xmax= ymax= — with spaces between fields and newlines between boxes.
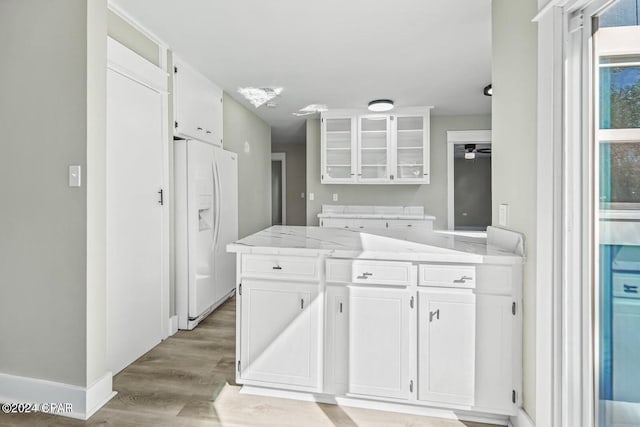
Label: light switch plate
xmin=69 ymin=165 xmax=81 ymax=187
xmin=499 ymin=204 xmax=509 ymax=226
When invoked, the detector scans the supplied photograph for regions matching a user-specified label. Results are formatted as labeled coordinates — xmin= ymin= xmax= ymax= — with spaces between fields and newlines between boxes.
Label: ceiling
xmin=110 ymin=0 xmax=492 ymax=145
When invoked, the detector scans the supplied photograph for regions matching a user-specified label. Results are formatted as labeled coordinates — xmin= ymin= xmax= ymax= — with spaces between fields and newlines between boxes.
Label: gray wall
xmin=272 ymin=143 xmax=307 ymax=226
xmin=223 ymin=94 xmax=272 ymax=237
xmin=0 ymin=0 xmax=107 ymax=387
xmin=454 ymin=157 xmax=492 ymax=229
xmin=492 ymin=0 xmax=538 ymax=419
xmin=306 ymin=115 xmax=492 ymax=228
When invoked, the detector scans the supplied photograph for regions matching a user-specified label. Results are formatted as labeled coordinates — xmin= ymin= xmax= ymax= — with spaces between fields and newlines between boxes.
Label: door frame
xmin=107 ymin=36 xmax=170 ymax=340
xmin=271 ymin=152 xmax=287 ymax=225
xmin=446 ymin=130 xmax=492 ymax=230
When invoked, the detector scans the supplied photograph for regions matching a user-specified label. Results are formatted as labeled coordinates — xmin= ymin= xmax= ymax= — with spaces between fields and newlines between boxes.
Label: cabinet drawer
xmin=321 ymin=218 xmax=352 ymax=229
xmin=352 ymin=260 xmax=413 ymax=286
xmin=326 ymin=259 xmax=352 ymax=283
xmin=387 ymin=219 xmax=432 ymax=230
xmin=242 ymin=254 xmax=319 ymax=281
xmin=419 ymin=264 xmax=476 ymax=289
xmin=352 ymin=219 xmax=387 ymax=230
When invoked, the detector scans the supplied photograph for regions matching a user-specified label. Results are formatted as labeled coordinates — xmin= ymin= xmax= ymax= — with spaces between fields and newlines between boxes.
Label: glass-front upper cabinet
xmin=393 ymin=113 xmax=430 ymax=184
xmin=320 ymin=107 xmax=431 ymax=184
xmin=321 ymin=116 xmax=356 ymax=183
xmin=358 ymin=115 xmax=391 ymax=182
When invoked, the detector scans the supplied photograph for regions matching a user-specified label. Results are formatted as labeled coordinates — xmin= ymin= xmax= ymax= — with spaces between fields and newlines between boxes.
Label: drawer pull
xmin=301 ymin=298 xmax=304 ymax=309
xmin=430 ymin=309 xmax=440 ymax=322
xmin=362 ymin=272 xmax=373 ymax=276
xmin=624 ymin=284 xmax=638 ymax=293
xmin=272 ymin=265 xmax=283 ymax=270
xmin=453 ymin=275 xmax=473 ymax=283
xmin=356 ymin=275 xmax=369 ymax=280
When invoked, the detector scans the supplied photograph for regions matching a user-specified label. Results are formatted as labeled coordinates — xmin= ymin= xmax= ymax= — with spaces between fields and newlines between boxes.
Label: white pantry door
xmin=106 ymin=68 xmax=164 ymax=374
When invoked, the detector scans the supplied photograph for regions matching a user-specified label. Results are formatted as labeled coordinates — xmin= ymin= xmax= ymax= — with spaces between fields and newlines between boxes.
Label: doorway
xmin=447 ymin=130 xmax=492 ymax=231
xmin=271 ymin=153 xmax=286 ymax=225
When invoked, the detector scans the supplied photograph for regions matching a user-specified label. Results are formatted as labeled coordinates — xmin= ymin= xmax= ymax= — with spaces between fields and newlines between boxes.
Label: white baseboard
xmin=0 ymin=371 xmax=116 ymax=420
xmin=509 ymin=407 xmax=535 ymax=427
xmin=241 ymin=386 xmax=510 ymax=426
xmin=168 ymin=315 xmax=178 ymax=336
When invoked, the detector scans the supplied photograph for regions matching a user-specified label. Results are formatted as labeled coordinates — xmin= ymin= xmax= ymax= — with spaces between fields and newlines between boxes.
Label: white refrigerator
xmin=175 ymin=139 xmax=238 ymax=330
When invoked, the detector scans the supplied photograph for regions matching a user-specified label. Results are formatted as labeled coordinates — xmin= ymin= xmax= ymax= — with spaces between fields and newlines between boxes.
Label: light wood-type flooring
xmin=0 ymin=297 xmax=501 ymax=427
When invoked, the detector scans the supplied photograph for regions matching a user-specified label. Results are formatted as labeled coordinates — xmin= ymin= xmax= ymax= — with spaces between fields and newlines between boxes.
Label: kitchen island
xmin=227 ymin=225 xmax=523 ymax=426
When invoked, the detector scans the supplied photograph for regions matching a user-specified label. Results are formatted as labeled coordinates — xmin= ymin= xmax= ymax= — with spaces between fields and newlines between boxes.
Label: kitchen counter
xmin=227 ymin=225 xmax=523 ymax=264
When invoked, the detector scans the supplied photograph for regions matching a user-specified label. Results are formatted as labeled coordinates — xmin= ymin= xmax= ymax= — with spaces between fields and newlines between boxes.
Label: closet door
xmin=106 ymin=65 xmax=164 ymax=374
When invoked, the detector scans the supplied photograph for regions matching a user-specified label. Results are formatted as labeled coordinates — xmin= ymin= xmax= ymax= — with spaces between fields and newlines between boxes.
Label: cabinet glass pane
xmin=361 ymin=149 xmax=387 ymax=166
xmin=397 ymin=147 xmax=423 ymax=165
xmin=326 ymin=118 xmax=351 ymax=132
xmin=361 ymin=117 xmax=387 ymax=132
xmin=326 ymin=166 xmax=352 ymax=179
xmin=397 ymin=116 xmax=424 ymax=150
xmin=326 ymin=150 xmax=351 ymax=166
xmin=397 ymin=165 xmax=424 ymax=179
xmin=361 ymin=165 xmax=387 ymax=179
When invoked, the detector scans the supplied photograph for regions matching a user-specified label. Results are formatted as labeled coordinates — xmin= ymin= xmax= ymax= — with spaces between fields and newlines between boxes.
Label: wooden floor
xmin=0 ymin=297 xmax=500 ymax=427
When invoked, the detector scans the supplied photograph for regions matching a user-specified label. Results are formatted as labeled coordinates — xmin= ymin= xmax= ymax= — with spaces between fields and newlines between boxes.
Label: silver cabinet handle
xmin=363 ymin=272 xmax=373 ymax=276
xmin=272 ymin=265 xmax=282 ymax=270
xmin=624 ymin=284 xmax=638 ymax=293
xmin=429 ymin=309 xmax=440 ymax=322
xmin=453 ymin=275 xmax=473 ymax=283
xmin=409 ymin=380 xmax=414 ymax=393
xmin=356 ymin=275 xmax=369 ymax=279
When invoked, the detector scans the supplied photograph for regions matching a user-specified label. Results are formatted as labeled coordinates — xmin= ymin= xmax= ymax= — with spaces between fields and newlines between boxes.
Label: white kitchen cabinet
xmin=320 ymin=108 xmax=430 ymax=184
xmin=393 ymin=114 xmax=430 ymax=183
xmin=321 ymin=116 xmax=357 ymax=183
xmin=348 ymin=286 xmax=413 ymax=400
xmin=173 ymin=57 xmax=223 ymax=146
xmin=324 ymin=285 xmax=349 ymax=395
xmin=239 ymin=279 xmax=321 ymax=390
xmin=418 ymin=289 xmax=476 ymax=406
xmin=358 ymin=115 xmax=391 ymax=182
xmin=473 ymin=294 xmax=514 ymax=413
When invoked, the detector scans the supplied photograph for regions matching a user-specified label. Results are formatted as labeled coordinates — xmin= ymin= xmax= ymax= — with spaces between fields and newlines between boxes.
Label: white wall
xmin=306 ymin=115 xmax=492 ymax=228
xmin=0 ymin=0 xmax=107 ymax=387
xmin=492 ymin=0 xmax=538 ymax=420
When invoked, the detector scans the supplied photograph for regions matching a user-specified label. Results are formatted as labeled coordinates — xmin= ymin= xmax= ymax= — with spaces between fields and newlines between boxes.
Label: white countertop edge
xmin=227 ymin=244 xmax=523 ymax=265
xmin=317 ymin=213 xmax=436 ymax=220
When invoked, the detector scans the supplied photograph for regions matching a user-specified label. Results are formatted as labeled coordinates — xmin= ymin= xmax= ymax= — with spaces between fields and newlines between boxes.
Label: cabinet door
xmin=240 ymin=279 xmax=320 ymax=389
xmin=358 ymin=115 xmax=391 ymax=183
xmin=174 ymin=59 xmax=223 ymax=146
xmin=474 ymin=294 xmax=514 ymax=413
xmin=321 ymin=116 xmax=356 ymax=183
xmin=325 ymin=285 xmax=349 ymax=394
xmin=393 ymin=114 xmax=430 ymax=183
xmin=348 ymin=286 xmax=412 ymax=399
xmin=418 ymin=289 xmax=475 ymax=405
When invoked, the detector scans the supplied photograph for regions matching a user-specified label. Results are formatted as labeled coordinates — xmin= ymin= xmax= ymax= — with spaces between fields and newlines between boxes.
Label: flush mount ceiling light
xmin=483 ymin=84 xmax=493 ymax=96
xmin=292 ymin=104 xmax=328 ymax=117
xmin=367 ymin=99 xmax=394 ymax=112
xmin=238 ymin=86 xmax=283 ymax=108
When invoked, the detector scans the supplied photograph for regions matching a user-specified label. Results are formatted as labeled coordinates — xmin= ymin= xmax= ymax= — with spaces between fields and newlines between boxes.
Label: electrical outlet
xmin=69 ymin=165 xmax=81 ymax=187
xmin=332 ymin=193 xmax=338 ymax=202
xmin=499 ymin=204 xmax=509 ymax=226
xmin=301 ymin=192 xmax=305 ymax=199
xmin=309 ymin=193 xmax=314 ymax=201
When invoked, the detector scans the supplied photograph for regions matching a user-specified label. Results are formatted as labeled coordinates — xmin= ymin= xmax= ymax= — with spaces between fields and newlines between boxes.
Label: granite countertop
xmin=227 ymin=226 xmax=523 ymax=264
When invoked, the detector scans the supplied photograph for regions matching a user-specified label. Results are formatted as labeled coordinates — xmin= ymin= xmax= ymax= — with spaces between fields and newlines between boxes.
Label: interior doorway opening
xmin=447 ymin=130 xmax=492 ymax=231
xmin=271 ymin=153 xmax=286 ymax=225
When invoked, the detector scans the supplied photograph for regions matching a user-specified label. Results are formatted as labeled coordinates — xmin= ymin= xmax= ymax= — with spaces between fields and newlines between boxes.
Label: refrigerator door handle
xmin=212 ymin=159 xmax=222 ymax=250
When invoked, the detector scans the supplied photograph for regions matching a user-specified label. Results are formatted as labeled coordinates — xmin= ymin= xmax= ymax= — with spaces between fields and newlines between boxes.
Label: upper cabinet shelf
xmin=173 ymin=57 xmax=223 ymax=146
xmin=321 ymin=108 xmax=431 ymax=184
